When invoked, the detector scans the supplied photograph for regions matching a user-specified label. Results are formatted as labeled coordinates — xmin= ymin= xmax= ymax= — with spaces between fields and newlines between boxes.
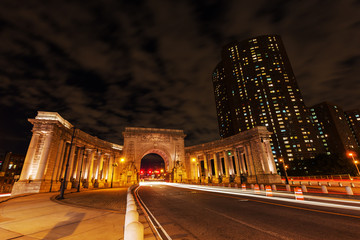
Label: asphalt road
xmin=137 ymin=184 xmax=360 ymax=240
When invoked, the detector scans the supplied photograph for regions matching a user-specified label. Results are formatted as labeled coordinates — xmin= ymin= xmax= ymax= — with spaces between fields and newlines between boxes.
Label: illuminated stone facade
xmin=12 ymin=112 xmax=281 ymax=195
xmin=122 ymin=127 xmax=187 ymax=183
xmin=186 ymin=126 xmax=281 ymax=184
xmin=12 ymin=112 xmax=124 ymax=195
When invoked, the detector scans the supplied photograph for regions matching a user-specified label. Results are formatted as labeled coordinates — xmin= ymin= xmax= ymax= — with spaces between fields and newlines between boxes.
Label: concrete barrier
xmin=127 ymin=199 xmax=136 ymax=207
xmin=124 ymin=221 xmax=144 ymax=240
xmin=124 ymin=185 xmax=144 ymax=240
xmin=271 ymin=184 xmax=277 ymax=191
xmin=125 ymin=210 xmax=139 ymax=227
xmin=285 ymin=184 xmax=291 ymax=192
xmin=301 ymin=184 xmax=307 ymax=193
xmin=260 ymin=184 xmax=265 ymax=190
xmin=345 ymin=186 xmax=354 ymax=195
xmin=127 ymin=204 xmax=137 ymax=212
xmin=321 ymin=185 xmax=328 ymax=194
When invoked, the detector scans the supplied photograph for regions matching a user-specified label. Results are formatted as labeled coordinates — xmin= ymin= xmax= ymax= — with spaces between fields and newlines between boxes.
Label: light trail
xmin=144 ymin=182 xmax=360 ymax=212
xmin=0 ymin=193 xmax=11 ymax=198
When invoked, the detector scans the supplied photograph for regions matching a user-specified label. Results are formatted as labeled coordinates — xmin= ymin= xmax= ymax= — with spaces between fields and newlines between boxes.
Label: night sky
xmin=0 ymin=1 xmax=359 ymax=154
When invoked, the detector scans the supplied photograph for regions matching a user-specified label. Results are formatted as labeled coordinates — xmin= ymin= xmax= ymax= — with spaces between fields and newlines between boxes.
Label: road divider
xmin=124 ymin=185 xmax=144 ymax=240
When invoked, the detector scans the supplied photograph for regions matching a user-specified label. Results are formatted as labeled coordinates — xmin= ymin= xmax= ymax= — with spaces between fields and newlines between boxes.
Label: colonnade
xmin=186 ymin=127 xmax=281 ymax=184
xmin=12 ymin=112 xmax=282 ymax=196
xmin=12 ymin=112 xmax=124 ymax=195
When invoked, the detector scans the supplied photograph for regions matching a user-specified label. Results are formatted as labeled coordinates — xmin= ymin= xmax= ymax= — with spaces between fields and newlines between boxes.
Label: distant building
xmin=212 ymin=35 xmax=323 ymax=172
xmin=345 ymin=109 xmax=360 ymax=149
xmin=309 ymin=102 xmax=360 ymax=159
xmin=0 ymin=152 xmax=25 ymax=193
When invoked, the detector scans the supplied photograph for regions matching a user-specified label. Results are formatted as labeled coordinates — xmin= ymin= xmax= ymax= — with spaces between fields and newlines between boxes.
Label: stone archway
xmin=122 ymin=127 xmax=187 ymax=182
xmin=140 ymin=148 xmax=171 ymax=172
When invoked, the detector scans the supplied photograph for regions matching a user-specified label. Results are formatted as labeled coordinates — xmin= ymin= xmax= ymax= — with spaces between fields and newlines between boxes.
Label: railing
xmin=287 ymin=174 xmax=360 ymax=181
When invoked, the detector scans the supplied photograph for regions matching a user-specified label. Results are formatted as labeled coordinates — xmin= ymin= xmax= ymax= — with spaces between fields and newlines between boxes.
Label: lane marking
xmin=205 ymin=207 xmax=291 ymax=240
xmin=205 ymin=191 xmax=360 ymax=219
xmin=167 ymin=183 xmax=360 ymax=211
xmin=134 ymin=186 xmax=172 ymax=240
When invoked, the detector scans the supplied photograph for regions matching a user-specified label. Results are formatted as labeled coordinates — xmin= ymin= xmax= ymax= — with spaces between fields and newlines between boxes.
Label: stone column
xmin=86 ymin=150 xmax=95 ymax=181
xmin=213 ymin=153 xmax=219 ymax=178
xmin=75 ymin=148 xmax=85 ymax=182
xmin=50 ymin=139 xmax=65 ymax=182
xmin=263 ymin=139 xmax=277 ymax=174
xmin=20 ymin=133 xmax=41 ymax=180
xmin=58 ymin=143 xmax=70 ymax=180
xmin=35 ymin=132 xmax=54 ymax=180
xmin=244 ymin=144 xmax=254 ymax=176
xmin=203 ymin=153 xmax=209 ymax=178
xmin=258 ymin=140 xmax=270 ymax=174
xmin=86 ymin=150 xmax=95 ymax=186
xmin=233 ymin=148 xmax=241 ymax=177
xmin=65 ymin=145 xmax=76 ymax=181
xmin=222 ymin=150 xmax=230 ymax=177
xmin=108 ymin=155 xmax=114 ymax=181
xmin=96 ymin=153 xmax=104 ymax=180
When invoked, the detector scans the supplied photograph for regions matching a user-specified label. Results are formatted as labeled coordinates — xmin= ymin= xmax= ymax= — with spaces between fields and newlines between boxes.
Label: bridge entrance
xmin=140 ymin=153 xmax=166 ymax=181
xmin=122 ymin=127 xmax=187 ymax=183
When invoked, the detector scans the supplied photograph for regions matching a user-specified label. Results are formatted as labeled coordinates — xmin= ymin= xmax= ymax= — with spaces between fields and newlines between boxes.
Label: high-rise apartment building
xmin=212 ymin=35 xmax=323 ymax=167
xmin=346 ymin=110 xmax=360 ymax=149
xmin=309 ymin=103 xmax=360 ymax=158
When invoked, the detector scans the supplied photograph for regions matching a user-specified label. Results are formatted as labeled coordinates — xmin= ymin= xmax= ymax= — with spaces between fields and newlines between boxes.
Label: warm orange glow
xmin=120 ymin=158 xmax=125 ymax=162
xmin=355 ymin=160 xmax=359 ymax=164
xmin=285 ymin=165 xmax=288 ymax=169
xmin=160 ymin=169 xmax=164 ymax=173
xmin=279 ymin=158 xmax=283 ymax=162
xmin=192 ymin=158 xmax=196 ymax=162
xmin=349 ymin=153 xmax=353 ymax=157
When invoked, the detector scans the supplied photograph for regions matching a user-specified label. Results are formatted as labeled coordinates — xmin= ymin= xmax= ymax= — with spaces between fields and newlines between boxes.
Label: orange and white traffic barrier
xmin=294 ymin=187 xmax=304 ymax=200
xmin=241 ymin=183 xmax=246 ymax=191
xmin=265 ymin=185 xmax=273 ymax=197
xmin=254 ymin=184 xmax=260 ymax=194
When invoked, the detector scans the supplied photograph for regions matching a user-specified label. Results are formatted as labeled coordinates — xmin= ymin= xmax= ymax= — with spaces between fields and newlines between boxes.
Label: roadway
xmin=136 ymin=183 xmax=360 ymax=240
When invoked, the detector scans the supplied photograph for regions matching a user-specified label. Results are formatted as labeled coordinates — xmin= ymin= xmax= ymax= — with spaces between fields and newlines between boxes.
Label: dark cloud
xmin=0 ymin=0 xmax=359 ymax=153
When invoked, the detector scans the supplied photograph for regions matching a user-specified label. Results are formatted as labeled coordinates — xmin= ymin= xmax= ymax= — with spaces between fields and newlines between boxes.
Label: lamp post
xmin=192 ymin=158 xmax=197 ymax=182
xmin=119 ymin=158 xmax=125 ymax=185
xmin=349 ymin=153 xmax=360 ymax=176
xmin=111 ymin=162 xmax=118 ymax=188
xmin=279 ymin=158 xmax=289 ymax=184
xmin=77 ymin=147 xmax=86 ymax=192
xmin=58 ymin=127 xmax=76 ymax=200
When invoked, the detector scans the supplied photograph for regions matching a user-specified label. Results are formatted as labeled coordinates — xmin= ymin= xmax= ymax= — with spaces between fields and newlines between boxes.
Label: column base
xmin=11 ymin=179 xmax=68 ymax=196
xmin=247 ymin=174 xmax=282 ymax=184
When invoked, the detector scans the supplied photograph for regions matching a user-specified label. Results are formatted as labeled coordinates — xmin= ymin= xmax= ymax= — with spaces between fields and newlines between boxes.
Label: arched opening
xmin=140 ymin=153 xmax=166 ymax=181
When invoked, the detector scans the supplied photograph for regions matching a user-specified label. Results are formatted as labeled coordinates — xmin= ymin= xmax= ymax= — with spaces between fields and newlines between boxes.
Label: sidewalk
xmin=0 ymin=188 xmax=127 ymax=239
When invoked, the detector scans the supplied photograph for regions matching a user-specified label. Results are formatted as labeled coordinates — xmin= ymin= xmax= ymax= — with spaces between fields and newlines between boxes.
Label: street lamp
xmin=279 ymin=158 xmax=289 ymax=184
xmin=349 ymin=153 xmax=360 ymax=176
xmin=192 ymin=158 xmax=198 ymax=183
xmin=111 ymin=162 xmax=118 ymax=188
xmin=58 ymin=127 xmax=76 ymax=200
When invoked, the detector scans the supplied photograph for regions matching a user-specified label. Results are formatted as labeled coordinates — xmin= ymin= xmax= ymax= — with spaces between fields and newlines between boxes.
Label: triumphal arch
xmin=11 ymin=111 xmax=280 ymax=196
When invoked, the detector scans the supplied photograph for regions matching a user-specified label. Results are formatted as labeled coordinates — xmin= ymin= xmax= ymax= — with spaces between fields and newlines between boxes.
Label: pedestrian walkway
xmin=0 ymin=188 xmax=127 ymax=239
